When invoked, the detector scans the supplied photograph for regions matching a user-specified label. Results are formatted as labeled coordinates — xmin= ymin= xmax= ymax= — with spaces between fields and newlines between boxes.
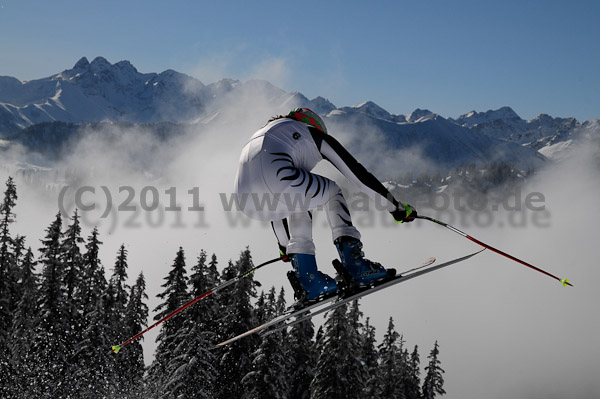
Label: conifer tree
xmin=422 ymin=341 xmax=446 ymax=399
xmin=148 ymin=247 xmax=190 ymax=396
xmin=215 ymin=248 xmax=258 ymax=399
xmin=344 ymin=301 xmax=368 ymax=396
xmin=108 ymin=244 xmax=131 ymax=345
xmin=375 ymin=317 xmax=402 ymax=398
xmin=404 ymin=345 xmax=422 ymax=399
xmin=208 ymin=253 xmax=220 ymax=287
xmin=80 ymin=227 xmax=106 ymax=315
xmin=32 ymin=212 xmax=71 ymax=398
xmin=11 ymin=235 xmax=25 ymax=301
xmin=70 ymin=228 xmax=112 ymax=398
xmin=161 ymin=250 xmax=217 ymax=399
xmin=188 ymin=249 xmax=219 ymax=333
xmin=0 ymin=176 xmax=18 ymax=390
xmin=8 ymin=247 xmax=38 ymax=399
xmin=0 ymin=177 xmax=17 ymax=288
xmin=61 ymin=209 xmax=84 ymax=305
xmin=110 ymin=244 xmax=130 ymax=310
xmin=242 ymin=286 xmax=290 ymax=399
xmin=73 ymin=290 xmax=114 ymax=398
xmin=121 ymin=271 xmax=149 ymax=394
xmin=107 ymin=244 xmax=134 ymax=392
xmin=275 ymin=285 xmax=287 ymax=315
xmin=10 ymin=247 xmax=38 ymax=354
xmin=310 ymin=302 xmax=365 ymax=399
xmin=287 ymin=317 xmax=316 ymax=399
xmin=254 ymin=290 xmax=267 ymax=323
xmin=60 ymin=210 xmax=85 ymax=363
xmin=360 ymin=317 xmax=379 ymax=397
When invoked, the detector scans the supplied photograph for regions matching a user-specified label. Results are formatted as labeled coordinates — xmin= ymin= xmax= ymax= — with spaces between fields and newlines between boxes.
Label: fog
xmin=1 ymin=90 xmax=598 ymax=399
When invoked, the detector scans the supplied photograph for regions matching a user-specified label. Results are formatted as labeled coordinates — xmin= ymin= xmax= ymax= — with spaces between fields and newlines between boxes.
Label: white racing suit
xmin=235 ymin=118 xmax=403 ymax=255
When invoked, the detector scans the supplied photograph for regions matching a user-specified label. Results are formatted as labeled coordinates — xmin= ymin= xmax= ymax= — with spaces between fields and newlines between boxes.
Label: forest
xmin=0 ymin=177 xmax=446 ymax=399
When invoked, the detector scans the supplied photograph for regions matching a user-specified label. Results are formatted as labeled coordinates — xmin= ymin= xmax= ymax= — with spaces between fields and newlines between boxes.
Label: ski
xmin=213 ymin=289 xmax=341 ymax=348
xmin=214 ymin=255 xmax=438 ymax=348
xmin=261 ymin=247 xmax=485 ymax=338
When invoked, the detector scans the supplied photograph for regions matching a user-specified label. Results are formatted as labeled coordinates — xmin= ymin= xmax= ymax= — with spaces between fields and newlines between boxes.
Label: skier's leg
xmin=286 ymin=211 xmax=338 ymax=303
xmin=270 ymin=219 xmax=290 ymax=258
xmin=287 ymin=211 xmax=315 ymax=255
xmin=324 ymin=187 xmax=361 ymax=242
xmin=325 ymin=189 xmax=396 ymax=287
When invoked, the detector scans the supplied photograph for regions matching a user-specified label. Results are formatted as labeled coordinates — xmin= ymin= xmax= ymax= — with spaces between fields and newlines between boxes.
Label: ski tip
xmin=560 ymin=278 xmax=573 ymax=287
xmin=111 ymin=345 xmax=121 ymax=354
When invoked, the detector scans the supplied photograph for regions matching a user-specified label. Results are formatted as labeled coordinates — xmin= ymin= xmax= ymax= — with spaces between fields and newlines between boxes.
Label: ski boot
xmin=333 ymin=236 xmax=395 ymax=292
xmin=287 ymin=253 xmax=338 ymax=308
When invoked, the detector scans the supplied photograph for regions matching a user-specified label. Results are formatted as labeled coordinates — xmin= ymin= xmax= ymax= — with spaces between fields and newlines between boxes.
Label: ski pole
xmin=110 ymin=256 xmax=282 ymax=354
xmin=416 ymin=215 xmax=572 ymax=287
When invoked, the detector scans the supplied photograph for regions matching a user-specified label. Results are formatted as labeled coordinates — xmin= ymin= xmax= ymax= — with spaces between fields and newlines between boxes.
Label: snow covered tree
xmin=38 ymin=214 xmax=66 ymax=298
xmin=276 ymin=285 xmax=287 ymax=315
xmin=286 ymin=316 xmax=316 ymax=399
xmin=10 ymin=247 xmax=38 ymax=353
xmin=208 ymin=252 xmax=220 ymax=286
xmin=188 ymin=249 xmax=219 ymax=333
xmin=69 ymin=228 xmax=113 ymax=398
xmin=0 ymin=176 xmax=18 ymax=392
xmin=31 ymin=212 xmax=71 ymax=398
xmin=108 ymin=244 xmax=131 ymax=346
xmin=242 ymin=286 xmax=290 ymax=399
xmin=79 ymin=227 xmax=106 ymax=315
xmin=61 ymin=209 xmax=84 ymax=305
xmin=120 ymin=271 xmax=149 ymax=395
xmin=11 ymin=235 xmax=26 ymax=300
xmin=404 ymin=345 xmax=422 ymax=399
xmin=422 ymin=341 xmax=446 ymax=399
xmin=254 ymin=290 xmax=267 ymax=323
xmin=60 ymin=210 xmax=85 ymax=363
xmin=375 ymin=317 xmax=403 ymax=398
xmin=110 ymin=244 xmax=130 ymax=311
xmin=107 ymin=244 xmax=134 ymax=393
xmin=276 ymin=285 xmax=315 ymax=399
xmin=72 ymin=290 xmax=115 ymax=398
xmin=215 ymin=248 xmax=259 ymax=399
xmin=147 ymin=247 xmax=191 ymax=397
xmin=8 ymin=247 xmax=38 ymax=399
xmin=159 ymin=250 xmax=218 ymax=399
xmin=310 ymin=302 xmax=366 ymax=399
xmin=360 ymin=317 xmax=379 ymax=397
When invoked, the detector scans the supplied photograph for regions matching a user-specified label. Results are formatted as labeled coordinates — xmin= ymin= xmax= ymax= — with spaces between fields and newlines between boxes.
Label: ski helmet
xmin=287 ymin=108 xmax=327 ymax=134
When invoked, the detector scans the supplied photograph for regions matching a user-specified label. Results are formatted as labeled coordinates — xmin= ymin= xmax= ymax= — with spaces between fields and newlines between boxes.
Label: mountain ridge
xmin=1 ymin=56 xmax=597 ymax=172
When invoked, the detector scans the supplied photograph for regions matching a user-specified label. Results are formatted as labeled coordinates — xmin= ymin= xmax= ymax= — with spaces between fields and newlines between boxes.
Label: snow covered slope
xmin=454 ymin=106 xmax=580 ymax=148
xmin=326 ymin=108 xmax=546 ymax=173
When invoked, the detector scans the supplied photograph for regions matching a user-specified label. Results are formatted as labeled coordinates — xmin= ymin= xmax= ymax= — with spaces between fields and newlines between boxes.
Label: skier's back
xmin=235 ymin=108 xmax=416 ymax=306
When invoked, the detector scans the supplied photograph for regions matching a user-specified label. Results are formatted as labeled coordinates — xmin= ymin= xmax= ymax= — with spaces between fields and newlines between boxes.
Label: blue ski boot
xmin=287 ymin=254 xmax=338 ymax=307
xmin=334 ymin=236 xmax=395 ymax=290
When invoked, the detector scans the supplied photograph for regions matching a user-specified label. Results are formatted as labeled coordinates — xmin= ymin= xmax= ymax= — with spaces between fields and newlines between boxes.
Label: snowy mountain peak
xmin=73 ymin=57 xmax=90 ymax=69
xmin=494 ymin=106 xmax=521 ymax=119
xmin=407 ymin=108 xmax=433 ymax=122
xmin=310 ymin=96 xmax=336 ymax=115
xmin=456 ymin=106 xmax=522 ymax=126
xmin=340 ymin=100 xmax=391 ymax=120
xmin=90 ymin=56 xmax=111 ymax=68
xmin=0 ymin=57 xmax=593 ymax=168
xmin=114 ymin=60 xmax=139 ymax=74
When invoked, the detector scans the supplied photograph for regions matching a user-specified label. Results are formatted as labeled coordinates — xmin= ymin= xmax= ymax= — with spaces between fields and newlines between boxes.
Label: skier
xmin=235 ymin=108 xmax=417 ymax=305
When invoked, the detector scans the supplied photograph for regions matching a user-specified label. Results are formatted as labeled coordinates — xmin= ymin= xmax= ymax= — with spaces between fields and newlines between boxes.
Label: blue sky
xmin=1 ymin=0 xmax=599 ymax=121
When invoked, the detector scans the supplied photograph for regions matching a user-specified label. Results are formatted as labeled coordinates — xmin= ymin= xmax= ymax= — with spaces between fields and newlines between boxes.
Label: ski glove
xmin=392 ymin=204 xmax=417 ymax=223
xmin=279 ymin=248 xmax=291 ymax=262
